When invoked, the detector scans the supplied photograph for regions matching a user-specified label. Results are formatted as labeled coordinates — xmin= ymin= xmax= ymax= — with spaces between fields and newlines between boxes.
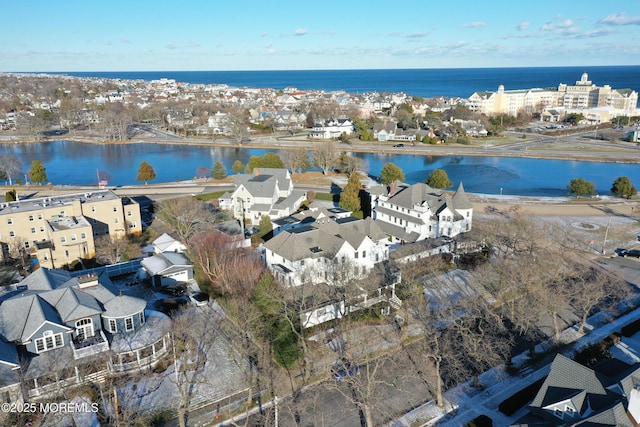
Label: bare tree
xmin=189 ymin=231 xmax=263 ymax=297
xmin=0 ymin=153 xmax=22 ymax=185
xmin=157 ymin=197 xmax=217 ymax=243
xmin=94 ymin=235 xmax=136 ymax=265
xmin=281 ymin=147 xmax=310 ymax=174
xmin=312 ymin=140 xmax=338 ymax=175
xmin=225 ymin=106 xmax=249 ymax=146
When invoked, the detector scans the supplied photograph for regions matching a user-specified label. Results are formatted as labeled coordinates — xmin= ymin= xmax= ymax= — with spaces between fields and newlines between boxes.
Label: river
xmin=1 ymin=140 xmax=638 ymax=197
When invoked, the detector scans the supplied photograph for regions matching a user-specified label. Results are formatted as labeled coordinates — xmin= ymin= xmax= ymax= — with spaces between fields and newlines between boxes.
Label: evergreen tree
xmin=425 ymin=169 xmax=452 ymax=189
xmin=258 ymin=215 xmax=273 ymax=238
xmin=232 ymin=160 xmax=245 ymax=174
xmin=211 ymin=161 xmax=227 ymax=179
xmin=380 ymin=162 xmax=405 ymax=185
xmin=567 ymin=177 xmax=596 ymax=198
xmin=611 ymin=176 xmax=637 ymax=199
xmin=29 ymin=160 xmax=48 ymax=184
xmin=339 ymin=172 xmax=363 ymax=213
xmin=136 ymin=161 xmax=156 ymax=185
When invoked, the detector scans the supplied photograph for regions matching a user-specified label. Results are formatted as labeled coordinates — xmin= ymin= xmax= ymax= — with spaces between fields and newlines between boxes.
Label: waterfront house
xmin=368 ymin=181 xmax=473 ymax=243
xmin=218 ymin=168 xmax=306 ymax=224
xmin=309 ymin=118 xmax=355 ymax=139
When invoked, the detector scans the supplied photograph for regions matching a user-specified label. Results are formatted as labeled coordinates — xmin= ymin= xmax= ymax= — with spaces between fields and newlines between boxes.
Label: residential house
xmin=512 ymin=353 xmax=640 ymax=426
xmin=373 ymin=121 xmax=418 ymax=142
xmin=218 ymin=168 xmax=306 ymax=224
xmin=309 ymin=119 xmax=355 ymax=139
xmin=0 ymin=190 xmax=142 ymax=269
xmin=0 ymin=268 xmax=171 ymax=401
xmin=139 ymin=251 xmax=194 ymax=289
xmin=272 ymin=206 xmax=351 ymax=236
xmin=264 ymin=216 xmax=390 ymax=287
xmin=368 ymin=182 xmax=473 ymax=243
xmin=142 ymin=233 xmax=186 ymax=255
xmin=264 ymin=215 xmax=399 ymax=327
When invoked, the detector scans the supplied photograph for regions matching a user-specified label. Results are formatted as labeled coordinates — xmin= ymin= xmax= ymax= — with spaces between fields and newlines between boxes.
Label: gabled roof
xmin=532 ymin=354 xmax=612 ymax=410
xmin=141 ymin=252 xmax=193 ymax=275
xmin=151 ymin=233 xmax=185 ymax=252
xmin=0 ymin=294 xmax=70 ymax=343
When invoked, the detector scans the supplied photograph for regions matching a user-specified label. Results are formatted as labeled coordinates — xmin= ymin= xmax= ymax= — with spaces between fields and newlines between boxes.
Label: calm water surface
xmin=1 ymin=140 xmax=639 ymax=197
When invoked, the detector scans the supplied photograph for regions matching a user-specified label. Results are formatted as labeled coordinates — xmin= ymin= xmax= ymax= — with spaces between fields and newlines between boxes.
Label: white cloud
xmin=598 ymin=13 xmax=640 ymax=26
xmin=294 ymin=29 xmax=308 ymax=36
xmin=463 ymin=21 xmax=486 ymax=28
xmin=541 ymin=19 xmax=574 ymax=31
xmin=404 ymin=32 xmax=430 ymax=38
xmin=516 ymin=21 xmax=529 ymax=31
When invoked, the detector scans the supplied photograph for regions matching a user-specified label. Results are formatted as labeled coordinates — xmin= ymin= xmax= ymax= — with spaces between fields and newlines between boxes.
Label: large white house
xmin=309 ymin=118 xmax=355 ymax=139
xmin=219 ymin=168 xmax=306 ymax=224
xmin=264 ymin=216 xmax=390 ymax=288
xmin=368 ymin=182 xmax=473 ymax=243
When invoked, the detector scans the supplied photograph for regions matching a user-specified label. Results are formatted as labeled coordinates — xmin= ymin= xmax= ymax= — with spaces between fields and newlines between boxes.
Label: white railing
xmin=72 ymin=330 xmax=109 ymax=360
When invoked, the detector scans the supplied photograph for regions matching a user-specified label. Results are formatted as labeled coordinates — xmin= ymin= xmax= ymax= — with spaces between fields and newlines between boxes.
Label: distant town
xmin=1 ymin=72 xmax=640 ymax=427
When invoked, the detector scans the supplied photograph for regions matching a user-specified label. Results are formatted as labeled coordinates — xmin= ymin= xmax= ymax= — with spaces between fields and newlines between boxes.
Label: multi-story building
xmin=0 ymin=190 xmax=142 ymax=269
xmin=0 ymin=268 xmax=171 ymax=402
xmin=219 ymin=168 xmax=306 ymax=224
xmin=368 ymin=182 xmax=473 ymax=243
xmin=467 ymin=73 xmax=638 ymax=118
xmin=309 ymin=118 xmax=355 ymax=139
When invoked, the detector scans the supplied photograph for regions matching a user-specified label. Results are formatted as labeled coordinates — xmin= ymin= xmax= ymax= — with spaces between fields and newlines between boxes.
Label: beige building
xmin=467 ymin=73 xmax=638 ymax=118
xmin=0 ymin=190 xmax=142 ymax=269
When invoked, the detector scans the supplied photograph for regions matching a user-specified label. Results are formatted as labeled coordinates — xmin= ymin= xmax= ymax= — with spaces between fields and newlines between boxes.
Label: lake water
xmin=1 ymin=140 xmax=639 ymax=197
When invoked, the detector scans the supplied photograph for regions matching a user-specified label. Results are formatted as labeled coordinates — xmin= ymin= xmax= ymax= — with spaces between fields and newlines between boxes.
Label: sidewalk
xmin=387 ymin=295 xmax=640 ymax=427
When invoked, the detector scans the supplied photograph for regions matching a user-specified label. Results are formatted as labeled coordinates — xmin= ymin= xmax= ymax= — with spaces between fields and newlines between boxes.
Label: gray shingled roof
xmin=141 ymin=252 xmax=192 ymax=275
xmin=103 ymin=294 xmax=147 ymax=318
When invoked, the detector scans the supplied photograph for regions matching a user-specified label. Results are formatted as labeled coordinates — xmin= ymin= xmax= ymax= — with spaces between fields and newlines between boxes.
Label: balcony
xmin=71 ymin=330 xmax=109 ymax=360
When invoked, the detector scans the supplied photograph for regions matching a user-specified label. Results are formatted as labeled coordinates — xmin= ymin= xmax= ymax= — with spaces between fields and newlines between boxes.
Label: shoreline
xmin=2 ymin=133 xmax=640 ymax=165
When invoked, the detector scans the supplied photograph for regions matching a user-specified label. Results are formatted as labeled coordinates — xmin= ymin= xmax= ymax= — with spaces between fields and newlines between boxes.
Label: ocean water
xmin=52 ymin=66 xmax=640 ymax=99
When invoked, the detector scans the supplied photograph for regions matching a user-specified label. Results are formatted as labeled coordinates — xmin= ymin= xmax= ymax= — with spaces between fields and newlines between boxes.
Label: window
xmin=362 ymin=251 xmax=366 ymax=258
xmin=113 ymin=206 xmax=118 ymax=212
xmin=108 ymin=318 xmax=117 ymax=333
xmin=6 ymin=218 xmax=12 ymax=225
xmin=300 ymin=260 xmax=305 ymax=266
xmin=127 ymin=210 xmax=132 ymax=217
xmin=354 ymin=251 xmax=359 ymax=259
xmin=24 ymin=241 xmax=30 ymax=249
xmin=34 ymin=330 xmax=64 ymax=353
xmin=71 ymin=234 xmax=77 ymax=241
xmin=31 ymin=227 xmax=36 ymax=234
xmin=128 ymin=221 xmax=137 ymax=229
xmin=81 ymin=232 xmax=87 ymax=239
xmin=138 ymin=312 xmax=145 ymax=325
xmin=60 ymin=236 xmax=67 ymax=243
xmin=9 ymin=231 xmax=15 ymax=238
xmin=60 ymin=210 xmax=66 ymax=216
xmin=28 ymin=215 xmax=34 ymax=221
xmin=125 ymin=317 xmax=134 ymax=332
xmin=39 ymin=226 xmax=44 ymax=232
xmin=37 ymin=214 xmax=42 ymax=220
xmin=91 ymin=206 xmax=96 ymax=213
xmin=114 ymin=217 xmax=119 ymax=224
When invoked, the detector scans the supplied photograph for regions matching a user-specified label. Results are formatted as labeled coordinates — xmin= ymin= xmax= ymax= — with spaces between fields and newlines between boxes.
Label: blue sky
xmin=2 ymin=0 xmax=639 ymax=72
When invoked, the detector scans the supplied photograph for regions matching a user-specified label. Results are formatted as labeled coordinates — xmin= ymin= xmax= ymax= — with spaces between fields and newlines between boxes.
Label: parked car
xmin=160 ymin=285 xmax=186 ymax=296
xmin=623 ymin=249 xmax=640 ymax=258
xmin=393 ymin=143 xmax=404 ymax=148
xmin=189 ymin=291 xmax=210 ymax=307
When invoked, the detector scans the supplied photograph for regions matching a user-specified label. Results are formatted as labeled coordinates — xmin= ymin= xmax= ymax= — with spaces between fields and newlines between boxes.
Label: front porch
xmin=72 ymin=330 xmax=109 ymax=360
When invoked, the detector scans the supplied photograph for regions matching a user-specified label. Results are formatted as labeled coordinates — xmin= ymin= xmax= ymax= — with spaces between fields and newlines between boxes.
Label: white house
xmin=142 ymin=233 xmax=186 ymax=255
xmin=309 ymin=118 xmax=355 ymax=139
xmin=219 ymin=168 xmax=306 ymax=224
xmin=368 ymin=182 xmax=473 ymax=243
xmin=263 ymin=216 xmax=389 ymax=287
xmin=140 ymin=252 xmax=194 ymax=288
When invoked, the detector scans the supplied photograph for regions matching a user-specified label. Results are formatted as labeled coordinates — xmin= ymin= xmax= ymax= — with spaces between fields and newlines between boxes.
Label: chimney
xmin=389 ymin=181 xmax=395 ymax=195
xmin=254 ymin=168 xmax=259 ymax=177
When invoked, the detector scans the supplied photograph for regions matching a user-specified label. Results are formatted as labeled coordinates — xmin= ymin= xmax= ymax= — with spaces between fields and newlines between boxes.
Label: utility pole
xmin=602 ymin=216 xmax=612 ymax=255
